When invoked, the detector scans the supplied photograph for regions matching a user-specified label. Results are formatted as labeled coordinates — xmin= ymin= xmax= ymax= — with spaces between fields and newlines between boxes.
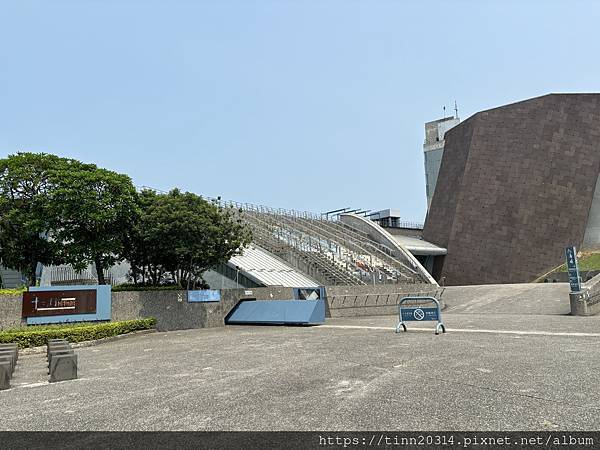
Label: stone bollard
xmin=49 ymin=354 xmax=78 ymax=383
xmin=47 ymin=348 xmax=74 ymax=374
xmin=47 ymin=344 xmax=72 ymax=361
xmin=0 ymin=343 xmax=18 ymax=362
xmin=0 ymin=361 xmax=10 ymax=390
xmin=0 ymin=347 xmax=18 ymax=364
xmin=46 ymin=339 xmax=78 ymax=382
xmin=0 ymin=354 xmax=15 ymax=375
xmin=46 ymin=340 xmax=69 ymax=356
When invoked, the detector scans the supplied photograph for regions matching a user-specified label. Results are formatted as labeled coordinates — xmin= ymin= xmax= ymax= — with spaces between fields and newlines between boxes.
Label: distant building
xmin=0 ymin=266 xmax=25 ymax=289
xmin=423 ymin=116 xmax=460 ymax=210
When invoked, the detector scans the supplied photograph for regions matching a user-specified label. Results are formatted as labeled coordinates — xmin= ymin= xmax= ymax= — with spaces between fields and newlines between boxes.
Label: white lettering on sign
xmin=34 ymin=297 xmax=77 ymax=311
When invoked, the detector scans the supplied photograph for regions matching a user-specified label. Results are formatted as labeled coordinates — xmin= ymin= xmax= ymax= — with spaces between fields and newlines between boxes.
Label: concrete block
xmin=0 ymin=355 xmax=15 ymax=374
xmin=48 ymin=348 xmax=74 ymax=373
xmin=46 ymin=339 xmax=69 ymax=349
xmin=569 ymin=291 xmax=600 ymax=316
xmin=0 ymin=349 xmax=16 ymax=362
xmin=47 ymin=344 xmax=71 ymax=360
xmin=0 ymin=343 xmax=18 ymax=349
xmin=48 ymin=348 xmax=74 ymax=360
xmin=0 ymin=362 xmax=10 ymax=389
xmin=0 ymin=348 xmax=18 ymax=363
xmin=47 ymin=342 xmax=70 ymax=354
xmin=0 ymin=343 xmax=18 ymax=358
xmin=49 ymin=354 xmax=77 ymax=383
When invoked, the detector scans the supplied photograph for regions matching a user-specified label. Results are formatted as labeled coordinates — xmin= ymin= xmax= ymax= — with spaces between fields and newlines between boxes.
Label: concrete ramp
xmin=441 ymin=283 xmax=570 ymax=315
xmin=225 ymin=299 xmax=325 ymax=325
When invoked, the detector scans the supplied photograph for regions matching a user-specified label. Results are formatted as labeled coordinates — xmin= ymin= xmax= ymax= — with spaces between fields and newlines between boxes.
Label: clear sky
xmin=1 ymin=1 xmax=598 ymax=222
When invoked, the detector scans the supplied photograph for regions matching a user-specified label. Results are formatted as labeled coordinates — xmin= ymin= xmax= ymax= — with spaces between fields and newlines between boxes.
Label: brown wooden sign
xmin=22 ymin=290 xmax=97 ymax=317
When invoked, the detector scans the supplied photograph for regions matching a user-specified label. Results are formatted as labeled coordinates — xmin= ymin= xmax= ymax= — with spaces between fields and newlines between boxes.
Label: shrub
xmin=0 ymin=287 xmax=27 ymax=296
xmin=0 ymin=318 xmax=156 ymax=348
xmin=112 ymin=283 xmax=184 ymax=292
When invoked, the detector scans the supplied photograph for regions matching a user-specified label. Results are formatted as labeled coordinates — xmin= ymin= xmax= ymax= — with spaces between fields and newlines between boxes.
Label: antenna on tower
xmin=454 ymin=100 xmax=459 ymax=119
xmin=443 ymin=106 xmax=446 ymax=118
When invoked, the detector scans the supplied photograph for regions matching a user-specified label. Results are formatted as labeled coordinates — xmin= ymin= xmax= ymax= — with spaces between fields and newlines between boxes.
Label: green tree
xmin=125 ymin=189 xmax=251 ymax=288
xmin=47 ymin=163 xmax=139 ymax=285
xmin=0 ymin=153 xmax=66 ymax=285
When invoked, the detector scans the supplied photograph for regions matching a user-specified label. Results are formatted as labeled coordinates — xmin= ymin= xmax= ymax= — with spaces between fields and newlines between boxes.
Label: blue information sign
xmin=565 ymin=246 xmax=581 ymax=293
xmin=400 ymin=307 xmax=439 ymax=322
xmin=187 ymin=290 xmax=221 ymax=303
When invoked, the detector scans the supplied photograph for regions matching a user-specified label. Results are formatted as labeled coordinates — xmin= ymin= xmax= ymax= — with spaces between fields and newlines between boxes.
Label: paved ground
xmin=2 ymin=301 xmax=600 ymax=431
xmin=440 ymin=283 xmax=570 ymax=315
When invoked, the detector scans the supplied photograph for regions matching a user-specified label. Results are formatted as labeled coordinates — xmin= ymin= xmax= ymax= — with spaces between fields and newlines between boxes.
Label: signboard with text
xmin=565 ymin=246 xmax=582 ymax=293
xmin=22 ymin=290 xmax=97 ymax=318
xmin=400 ymin=307 xmax=439 ymax=322
xmin=24 ymin=285 xmax=111 ymax=325
xmin=187 ymin=290 xmax=221 ymax=303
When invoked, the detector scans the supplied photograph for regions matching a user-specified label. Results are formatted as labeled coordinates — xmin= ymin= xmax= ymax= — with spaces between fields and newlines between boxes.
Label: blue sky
xmin=1 ymin=1 xmax=598 ymax=222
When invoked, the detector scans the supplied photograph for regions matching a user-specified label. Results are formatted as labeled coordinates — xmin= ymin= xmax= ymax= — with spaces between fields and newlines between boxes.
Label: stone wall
xmin=0 ymin=286 xmax=296 ymax=331
xmin=0 ymin=295 xmax=24 ymax=330
xmin=0 ymin=284 xmax=437 ymax=330
xmin=112 ymin=286 xmax=294 ymax=331
xmin=423 ymin=94 xmax=600 ymax=285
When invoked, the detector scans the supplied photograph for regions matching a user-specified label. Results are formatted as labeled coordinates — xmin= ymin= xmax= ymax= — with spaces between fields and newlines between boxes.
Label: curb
xmin=16 ymin=329 xmax=158 ymax=355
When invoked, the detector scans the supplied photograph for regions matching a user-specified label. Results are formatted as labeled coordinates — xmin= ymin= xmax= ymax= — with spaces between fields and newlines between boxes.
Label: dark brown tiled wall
xmin=423 ymin=94 xmax=600 ymax=285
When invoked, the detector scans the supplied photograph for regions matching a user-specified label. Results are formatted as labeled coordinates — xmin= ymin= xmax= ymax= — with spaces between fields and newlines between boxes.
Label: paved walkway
xmin=2 ymin=308 xmax=600 ymax=431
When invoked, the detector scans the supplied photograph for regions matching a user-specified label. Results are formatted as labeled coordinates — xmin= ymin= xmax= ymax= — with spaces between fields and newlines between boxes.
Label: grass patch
xmin=0 ymin=318 xmax=156 ymax=349
xmin=553 ymin=252 xmax=600 ymax=272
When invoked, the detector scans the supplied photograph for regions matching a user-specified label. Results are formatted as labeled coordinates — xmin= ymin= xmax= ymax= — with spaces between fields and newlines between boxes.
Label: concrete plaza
xmin=2 ymin=289 xmax=600 ymax=431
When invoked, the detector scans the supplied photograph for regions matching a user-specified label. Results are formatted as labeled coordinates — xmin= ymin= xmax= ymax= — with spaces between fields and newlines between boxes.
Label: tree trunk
xmin=94 ymin=256 xmax=106 ymax=285
xmin=28 ymin=264 xmax=37 ymax=287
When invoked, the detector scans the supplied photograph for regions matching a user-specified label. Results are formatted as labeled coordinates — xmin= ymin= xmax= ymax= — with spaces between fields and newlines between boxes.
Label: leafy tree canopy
xmin=46 ymin=162 xmax=139 ymax=284
xmin=0 ymin=153 xmax=67 ymax=285
xmin=1 ymin=153 xmax=249 ymax=288
xmin=125 ymin=189 xmax=252 ymax=288
xmin=0 ymin=152 xmax=138 ymax=285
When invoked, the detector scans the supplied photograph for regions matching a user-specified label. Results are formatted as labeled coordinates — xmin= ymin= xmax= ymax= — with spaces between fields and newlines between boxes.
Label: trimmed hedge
xmin=112 ymin=284 xmax=184 ymax=292
xmin=0 ymin=287 xmax=26 ymax=296
xmin=0 ymin=318 xmax=156 ymax=349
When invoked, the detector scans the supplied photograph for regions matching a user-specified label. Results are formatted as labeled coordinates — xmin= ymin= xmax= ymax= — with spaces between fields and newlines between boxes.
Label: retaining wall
xmin=0 ymin=284 xmax=436 ymax=330
xmin=326 ymin=284 xmax=441 ymax=317
xmin=0 ymin=295 xmax=24 ymax=330
xmin=112 ymin=286 xmax=294 ymax=331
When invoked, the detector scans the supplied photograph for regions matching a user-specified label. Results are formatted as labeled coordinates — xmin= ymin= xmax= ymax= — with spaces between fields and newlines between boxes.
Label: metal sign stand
xmin=395 ymin=296 xmax=446 ymax=335
xmin=565 ymin=246 xmax=582 ymax=293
